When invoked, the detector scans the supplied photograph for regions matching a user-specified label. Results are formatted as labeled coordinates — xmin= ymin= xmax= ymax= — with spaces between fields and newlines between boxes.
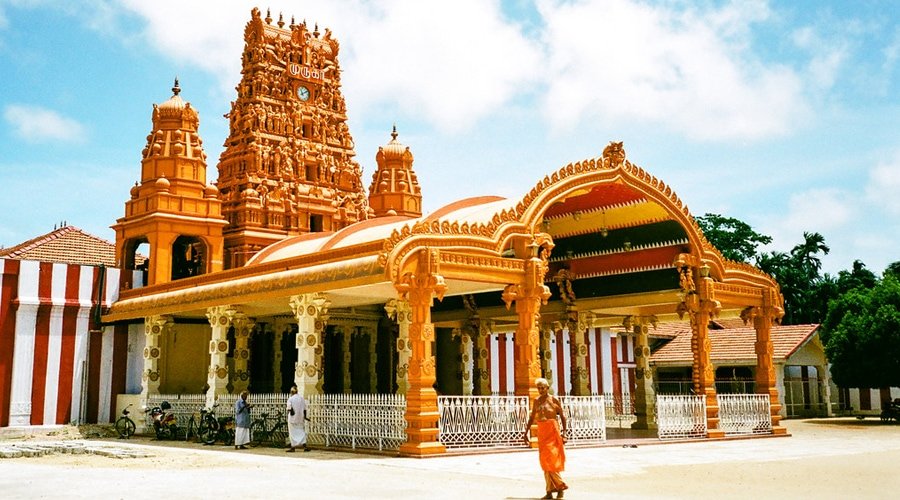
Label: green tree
xmin=821 ymin=275 xmax=900 ymax=388
xmin=836 ymin=260 xmax=877 ymax=292
xmin=885 ymin=261 xmax=900 ymax=279
xmin=695 ymin=213 xmax=772 ymax=263
xmin=756 ymin=233 xmax=831 ymax=324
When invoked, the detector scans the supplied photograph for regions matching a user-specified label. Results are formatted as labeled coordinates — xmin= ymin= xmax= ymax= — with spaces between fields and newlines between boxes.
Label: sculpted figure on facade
xmin=217 ymin=10 xmax=368 ymax=267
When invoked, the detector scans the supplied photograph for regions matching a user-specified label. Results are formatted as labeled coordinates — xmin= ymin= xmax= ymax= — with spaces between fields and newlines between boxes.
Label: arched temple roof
xmin=104 ymin=142 xmax=783 ymax=324
xmin=246 ymin=196 xmax=515 ymax=265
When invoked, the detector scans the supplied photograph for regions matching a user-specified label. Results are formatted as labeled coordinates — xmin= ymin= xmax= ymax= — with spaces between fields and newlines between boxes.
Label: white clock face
xmin=297 ymin=85 xmax=310 ymax=101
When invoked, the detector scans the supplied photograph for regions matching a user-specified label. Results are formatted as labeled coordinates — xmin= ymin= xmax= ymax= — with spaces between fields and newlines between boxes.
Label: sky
xmin=0 ymin=0 xmax=898 ymax=276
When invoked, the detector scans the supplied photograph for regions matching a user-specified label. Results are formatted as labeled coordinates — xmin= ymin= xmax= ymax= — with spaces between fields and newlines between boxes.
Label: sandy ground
xmin=1 ymin=418 xmax=899 ymax=499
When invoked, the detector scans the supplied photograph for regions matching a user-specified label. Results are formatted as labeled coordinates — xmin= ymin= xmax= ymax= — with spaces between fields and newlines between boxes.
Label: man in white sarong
xmin=234 ymin=390 xmax=252 ymax=450
xmin=286 ymin=385 xmax=310 ymax=452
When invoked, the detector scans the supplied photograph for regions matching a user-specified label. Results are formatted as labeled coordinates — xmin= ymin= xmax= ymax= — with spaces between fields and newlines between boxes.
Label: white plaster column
xmin=9 ymin=301 xmax=39 ymax=426
xmin=205 ymin=305 xmax=236 ymax=408
xmin=385 ymin=299 xmax=412 ymax=395
xmin=473 ymin=319 xmax=493 ymax=396
xmin=453 ymin=328 xmax=474 ymax=396
xmin=141 ymin=315 xmax=172 ymax=399
xmin=230 ymin=314 xmax=255 ymax=395
xmin=818 ymin=364 xmax=833 ymax=417
xmin=627 ymin=315 xmax=657 ymax=430
xmin=289 ymin=293 xmax=329 ymax=398
xmin=568 ymin=311 xmax=591 ymax=396
xmin=539 ymin=323 xmax=555 ymax=388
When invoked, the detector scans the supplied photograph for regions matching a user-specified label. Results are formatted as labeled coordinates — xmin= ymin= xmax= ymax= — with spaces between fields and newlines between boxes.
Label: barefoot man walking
xmin=524 ymin=377 xmax=569 ymax=499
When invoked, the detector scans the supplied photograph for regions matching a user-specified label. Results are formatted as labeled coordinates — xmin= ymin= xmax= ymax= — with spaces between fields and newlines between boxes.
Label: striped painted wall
xmin=484 ymin=328 xmax=636 ymax=397
xmin=0 ymin=258 xmax=138 ymax=427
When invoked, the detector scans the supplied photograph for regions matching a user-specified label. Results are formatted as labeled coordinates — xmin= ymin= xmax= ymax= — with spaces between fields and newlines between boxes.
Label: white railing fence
xmin=437 ymin=395 xmax=607 ymax=449
xmin=604 ymin=392 xmax=636 ymax=428
xmin=656 ymin=395 xmax=707 ymax=439
xmin=144 ymin=393 xmax=207 ymax=430
xmin=307 ymin=393 xmax=407 ymax=451
xmin=559 ymin=395 xmax=606 ymax=446
xmin=437 ymin=395 xmax=529 ymax=449
xmin=717 ymin=394 xmax=772 ymax=436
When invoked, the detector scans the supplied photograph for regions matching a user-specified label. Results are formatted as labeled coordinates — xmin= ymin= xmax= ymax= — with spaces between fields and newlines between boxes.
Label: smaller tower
xmin=368 ymin=126 xmax=422 ymax=218
xmin=112 ymin=79 xmax=226 ymax=287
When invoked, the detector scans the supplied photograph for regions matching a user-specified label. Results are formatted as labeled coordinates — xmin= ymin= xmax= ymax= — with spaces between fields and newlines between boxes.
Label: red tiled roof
xmin=651 ymin=323 xmax=820 ymax=366
xmin=0 ymin=225 xmax=137 ymax=267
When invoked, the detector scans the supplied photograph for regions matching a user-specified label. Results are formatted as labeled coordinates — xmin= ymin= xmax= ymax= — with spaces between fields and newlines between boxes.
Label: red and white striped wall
xmin=0 ymin=259 xmax=137 ymax=427
xmin=482 ymin=328 xmax=637 ymax=397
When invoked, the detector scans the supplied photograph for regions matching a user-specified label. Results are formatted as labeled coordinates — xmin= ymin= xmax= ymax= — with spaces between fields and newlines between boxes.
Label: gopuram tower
xmin=217 ymin=8 xmax=370 ymax=268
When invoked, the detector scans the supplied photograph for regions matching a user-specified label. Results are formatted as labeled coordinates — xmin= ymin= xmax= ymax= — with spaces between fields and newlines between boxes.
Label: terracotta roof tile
xmin=0 ymin=225 xmax=141 ymax=267
xmin=651 ymin=323 xmax=819 ymax=366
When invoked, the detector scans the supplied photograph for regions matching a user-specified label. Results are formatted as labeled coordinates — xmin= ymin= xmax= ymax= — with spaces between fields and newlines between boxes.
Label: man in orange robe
xmin=525 ymin=377 xmax=569 ymax=499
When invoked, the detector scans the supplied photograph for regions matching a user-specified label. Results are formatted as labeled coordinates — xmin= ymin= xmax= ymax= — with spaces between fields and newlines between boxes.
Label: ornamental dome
xmin=155 ymin=78 xmax=199 ymax=125
xmin=155 ymin=175 xmax=170 ymax=191
xmin=376 ymin=125 xmax=413 ymax=163
xmin=204 ymin=183 xmax=219 ymax=198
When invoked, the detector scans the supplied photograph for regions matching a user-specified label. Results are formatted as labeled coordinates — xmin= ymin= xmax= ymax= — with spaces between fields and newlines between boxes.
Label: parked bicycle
xmin=880 ymin=399 xmax=900 ymax=423
xmin=115 ymin=403 xmax=136 ymax=439
xmin=184 ymin=403 xmax=217 ymax=443
xmin=250 ymin=411 xmax=288 ymax=448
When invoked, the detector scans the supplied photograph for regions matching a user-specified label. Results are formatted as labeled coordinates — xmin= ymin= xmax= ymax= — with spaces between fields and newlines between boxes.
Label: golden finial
xmin=265 ymin=9 xmax=272 ymax=24
xmin=391 ymin=123 xmax=398 ymax=141
xmin=314 ymin=23 xmax=320 ymax=37
xmin=172 ymin=77 xmax=180 ymax=96
xmin=278 ymin=13 xmax=284 ymax=28
xmin=290 ymin=16 xmax=296 ymax=28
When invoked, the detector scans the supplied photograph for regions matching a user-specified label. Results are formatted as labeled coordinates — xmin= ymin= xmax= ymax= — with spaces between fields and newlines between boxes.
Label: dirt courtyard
xmin=1 ymin=418 xmax=898 ymax=499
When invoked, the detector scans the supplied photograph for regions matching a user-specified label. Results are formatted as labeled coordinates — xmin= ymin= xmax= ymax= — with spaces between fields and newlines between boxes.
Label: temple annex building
xmin=0 ymin=8 xmax=821 ymax=454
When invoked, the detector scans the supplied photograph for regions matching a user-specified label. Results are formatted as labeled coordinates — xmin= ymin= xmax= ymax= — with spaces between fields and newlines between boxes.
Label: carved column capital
xmin=206 ymin=305 xmax=239 ymax=328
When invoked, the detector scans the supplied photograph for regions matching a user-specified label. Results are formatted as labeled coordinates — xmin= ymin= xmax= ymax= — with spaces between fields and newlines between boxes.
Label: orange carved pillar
xmin=395 ymin=249 xmax=447 ymax=456
xmin=678 ymin=262 xmax=724 ymax=438
xmin=745 ymin=291 xmax=787 ymax=435
xmin=503 ymin=243 xmax=551 ymax=448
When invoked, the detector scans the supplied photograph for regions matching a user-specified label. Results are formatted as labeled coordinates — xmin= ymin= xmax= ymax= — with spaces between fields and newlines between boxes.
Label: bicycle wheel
xmin=268 ymin=421 xmax=288 ymax=447
xmin=202 ymin=417 xmax=220 ymax=445
xmin=184 ymin=416 xmax=196 ymax=442
xmin=250 ymin=420 xmax=267 ymax=447
xmin=115 ymin=417 xmax=136 ymax=439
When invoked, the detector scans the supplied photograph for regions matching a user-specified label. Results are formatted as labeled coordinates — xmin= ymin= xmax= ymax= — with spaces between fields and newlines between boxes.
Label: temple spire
xmin=368 ymin=125 xmax=422 ymax=218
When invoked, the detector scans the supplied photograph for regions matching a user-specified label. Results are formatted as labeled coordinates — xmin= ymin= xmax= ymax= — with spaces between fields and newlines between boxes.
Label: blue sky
xmin=0 ymin=0 xmax=898 ymax=275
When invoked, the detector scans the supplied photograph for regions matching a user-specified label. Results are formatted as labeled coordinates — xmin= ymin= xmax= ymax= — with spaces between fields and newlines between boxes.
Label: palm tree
xmin=791 ymin=232 xmax=830 ymax=279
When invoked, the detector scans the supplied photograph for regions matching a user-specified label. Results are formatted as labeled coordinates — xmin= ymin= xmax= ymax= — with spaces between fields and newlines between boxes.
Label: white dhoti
xmin=288 ymin=420 xmax=307 ymax=447
xmin=234 ymin=427 xmax=251 ymax=446
xmin=287 ymin=393 xmax=308 ymax=448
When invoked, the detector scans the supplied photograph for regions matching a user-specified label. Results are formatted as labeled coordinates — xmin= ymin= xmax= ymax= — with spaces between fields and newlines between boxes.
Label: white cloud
xmin=791 ymin=23 xmax=850 ymax=93
xmin=536 ymin=0 xmax=807 ymax=141
xmin=866 ymin=150 xmax=900 ymax=215
xmin=339 ymin=1 xmax=541 ymax=133
xmin=3 ymin=104 xmax=86 ymax=143
xmin=782 ymin=187 xmax=855 ymax=234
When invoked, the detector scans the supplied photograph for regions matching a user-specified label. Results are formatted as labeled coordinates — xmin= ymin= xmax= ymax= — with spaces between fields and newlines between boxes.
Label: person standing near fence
xmin=234 ymin=390 xmax=252 ymax=450
xmin=524 ymin=377 xmax=569 ymax=499
xmin=286 ymin=385 xmax=310 ymax=452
